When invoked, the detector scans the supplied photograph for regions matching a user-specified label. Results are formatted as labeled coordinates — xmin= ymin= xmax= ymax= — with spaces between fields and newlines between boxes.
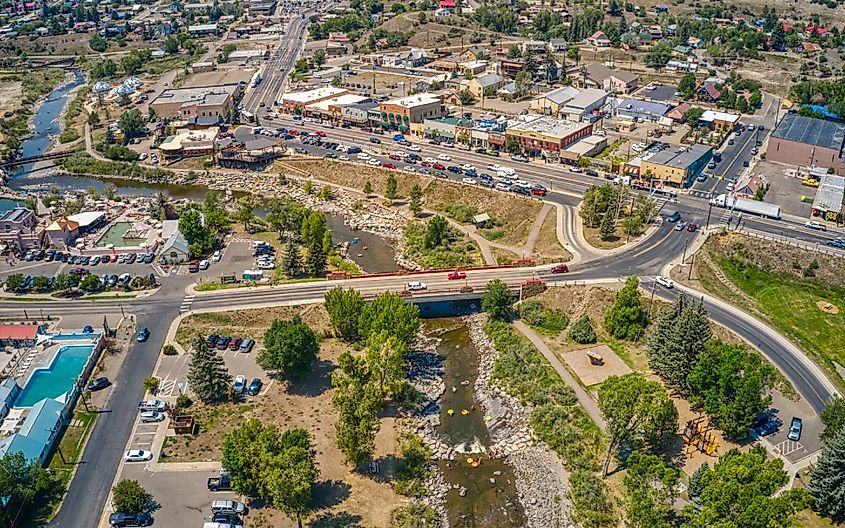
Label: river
xmin=422 ymin=312 xmax=526 ymax=528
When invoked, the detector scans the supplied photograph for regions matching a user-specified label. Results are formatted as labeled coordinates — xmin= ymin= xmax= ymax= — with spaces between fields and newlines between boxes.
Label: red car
xmin=109 ymin=254 xmax=119 ymax=263
xmin=531 ymin=185 xmax=548 ymax=196
xmin=288 ymin=129 xmax=298 ymax=135
xmin=382 ymin=162 xmax=397 ymax=169
xmin=188 ymin=261 xmax=199 ymax=273
xmin=228 ymin=337 xmax=242 ymax=350
xmin=432 ymin=162 xmax=446 ymax=170
xmin=448 ymin=270 xmax=467 ymax=280
xmin=314 ymin=130 xmax=326 ymax=137
xmin=421 ymin=161 xmax=432 ymax=167
xmin=550 ymin=264 xmax=569 ymax=273
xmin=686 ymin=223 xmax=698 ymax=232
xmin=389 ymin=154 xmax=401 ymax=160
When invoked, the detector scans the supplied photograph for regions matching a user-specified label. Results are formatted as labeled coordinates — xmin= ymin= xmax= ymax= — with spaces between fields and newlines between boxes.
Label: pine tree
xmin=281 ymin=239 xmax=303 ymax=277
xmin=306 ymin=239 xmax=326 ymax=276
xmin=568 ymin=314 xmax=597 ymax=344
xmin=408 ymin=184 xmax=422 ymax=216
xmin=808 ymin=426 xmax=845 ymax=522
xmin=687 ymin=462 xmax=708 ymax=503
xmin=322 ymin=229 xmax=334 ymax=255
xmin=385 ymin=174 xmax=398 ymax=200
xmin=647 ymin=294 xmax=711 ymax=396
xmin=599 ymin=210 xmax=615 ymax=240
xmin=187 ymin=337 xmax=232 ymax=403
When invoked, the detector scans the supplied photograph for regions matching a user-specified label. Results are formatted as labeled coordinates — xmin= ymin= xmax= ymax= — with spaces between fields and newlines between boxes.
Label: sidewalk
xmin=512 ymin=320 xmax=606 ymax=429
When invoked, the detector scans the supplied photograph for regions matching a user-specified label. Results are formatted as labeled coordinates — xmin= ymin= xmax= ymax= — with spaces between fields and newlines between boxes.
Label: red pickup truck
xmin=448 ymin=270 xmax=467 ymax=280
xmin=550 ymin=264 xmax=569 ymax=273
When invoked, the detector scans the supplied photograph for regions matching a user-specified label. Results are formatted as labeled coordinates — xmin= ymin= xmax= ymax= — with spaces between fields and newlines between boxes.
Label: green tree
xmin=423 ymin=215 xmax=448 ymax=249
xmin=482 ymin=279 xmax=514 ymax=321
xmin=313 ymin=49 xmax=327 ymax=67
xmin=4 ymin=273 xmax=24 ymax=291
xmin=820 ymin=396 xmax=845 ymax=441
xmin=112 ymin=479 xmax=152 ymax=512
xmin=623 ymin=452 xmax=679 ymax=528
xmin=646 ymin=293 xmax=711 ymax=396
xmin=385 ymin=173 xmax=398 ymax=200
xmin=300 ymin=210 xmax=326 ymax=247
xmin=808 ymin=425 xmax=845 ymax=523
xmin=682 ymin=447 xmax=809 ymax=528
xmin=322 ymin=229 xmax=334 ymax=256
xmin=394 ymin=434 xmax=431 ymax=496
xmin=90 ymin=34 xmax=108 ymax=52
xmin=281 ymin=239 xmax=303 ymax=277
xmin=568 ymin=470 xmax=616 ymax=528
xmin=363 ymin=180 xmax=373 ymax=195
xmin=771 ymin=23 xmax=786 ymax=51
xmin=684 ymin=106 xmax=704 ymax=124
xmin=566 ymin=46 xmax=580 ymax=65
xmin=0 ymin=452 xmax=52 ymax=523
xmin=597 ymin=373 xmax=678 ymax=476
xmin=364 ymin=331 xmax=405 ymax=395
xmin=325 ymin=287 xmax=365 ymax=341
xmin=186 ymin=337 xmax=232 ymax=403
xmin=257 ymin=316 xmax=319 ymax=379
xmin=504 ymin=135 xmax=520 ymax=153
xmin=598 ymin=208 xmax=615 ymax=240
xmin=162 ymin=35 xmax=180 ymax=54
xmin=458 ymin=89 xmax=476 ymax=105
xmin=31 ymin=276 xmax=52 ymax=293
xmin=687 ymin=462 xmax=708 ymax=503
xmin=120 ymin=51 xmax=143 ymax=74
xmin=306 ymin=239 xmax=326 ymax=276
xmin=234 ymin=195 xmax=256 ymax=230
xmin=178 ymin=208 xmax=211 ymax=256
xmin=604 ymin=276 xmax=647 ymax=340
xmin=677 ymin=73 xmax=698 ymax=99
xmin=359 ymin=292 xmax=420 ymax=347
xmin=390 ymin=502 xmax=437 ymax=527
xmin=332 ymin=351 xmax=384 ymax=467
xmin=687 ymin=340 xmax=776 ymax=439
xmin=54 ymin=272 xmax=80 ymax=291
xmin=118 ymin=108 xmax=145 ymax=139
xmin=569 ymin=314 xmax=597 ymax=344
xmin=408 ymin=184 xmax=423 ymax=216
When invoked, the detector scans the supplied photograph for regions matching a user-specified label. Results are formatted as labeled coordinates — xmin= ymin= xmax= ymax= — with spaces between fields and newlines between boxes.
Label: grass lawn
xmin=714 ymin=255 xmax=845 ymax=390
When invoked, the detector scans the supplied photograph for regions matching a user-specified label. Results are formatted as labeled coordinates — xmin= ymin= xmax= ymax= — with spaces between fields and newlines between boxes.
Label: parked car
xmin=136 ymin=327 xmax=150 ymax=342
xmin=585 ymin=169 xmax=599 ymax=177
xmin=212 ymin=250 xmax=222 ymax=262
xmin=228 ymin=338 xmax=242 ymax=351
xmin=109 ymin=512 xmax=152 ymax=527
xmin=207 ymin=473 xmax=232 ymax=491
xmin=207 ymin=334 xmax=220 ymax=347
xmin=83 ymin=325 xmax=94 ymax=333
xmin=211 ymin=500 xmax=247 ymax=515
xmin=531 ymin=184 xmax=548 ymax=196
xmin=216 ymin=336 xmax=231 ymax=350
xmin=788 ymin=417 xmax=803 ymax=441
xmin=655 ymin=276 xmax=675 ymax=288
xmin=88 ymin=376 xmax=110 ymax=391
xmin=188 ymin=261 xmax=200 ymax=273
xmin=239 ymin=339 xmax=255 ymax=353
xmin=138 ymin=399 xmax=167 ymax=412
xmin=233 ymin=375 xmax=246 ymax=394
xmin=550 ymin=264 xmax=569 ymax=273
xmin=406 ymin=281 xmax=427 ymax=291
xmin=140 ymin=411 xmax=165 ymax=423
xmin=247 ymin=378 xmax=263 ymax=396
xmin=447 ymin=270 xmax=467 ymax=280
xmin=124 ymin=450 xmax=153 ymax=462
xmin=199 ymin=259 xmax=210 ymax=271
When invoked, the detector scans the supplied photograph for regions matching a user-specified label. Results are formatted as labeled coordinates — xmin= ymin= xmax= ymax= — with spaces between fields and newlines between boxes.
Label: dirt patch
xmin=175 ymin=304 xmax=330 ymax=350
xmin=583 ymin=226 xmax=626 ymax=250
xmin=0 ymin=79 xmax=23 ymax=116
xmin=531 ymin=210 xmax=572 ymax=264
xmin=561 ymin=345 xmax=631 ymax=386
xmin=161 ymin=339 xmax=403 ymax=527
xmin=817 ymin=301 xmax=840 ymax=315
xmin=277 ymin=159 xmax=542 ymax=247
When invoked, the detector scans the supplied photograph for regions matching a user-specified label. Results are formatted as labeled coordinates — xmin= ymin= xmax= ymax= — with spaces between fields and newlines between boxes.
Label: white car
xmin=138 ymin=399 xmax=167 ymax=412
xmin=495 ymin=182 xmax=511 ymax=191
xmin=339 ymin=155 xmax=350 ymax=161
xmin=570 ymin=166 xmax=583 ymax=173
xmin=366 ymin=158 xmax=381 ymax=166
xmin=403 ymin=166 xmax=416 ymax=172
xmin=406 ymin=281 xmax=427 ymax=291
xmin=805 ymin=220 xmax=827 ymax=231
xmin=437 ymin=153 xmax=451 ymax=161
xmin=124 ymin=450 xmax=153 ymax=462
xmin=424 ymin=157 xmax=437 ymax=164
xmin=356 ymin=152 xmax=370 ymax=160
xmin=461 ymin=177 xmax=477 ymax=185
xmin=199 ymin=259 xmax=209 ymax=271
xmin=461 ymin=164 xmax=476 ymax=171
xmin=212 ymin=250 xmax=222 ymax=262
xmin=138 ymin=152 xmax=148 ymax=161
xmin=488 ymin=164 xmax=503 ymax=172
xmin=655 ymin=276 xmax=675 ymax=289
xmin=406 ymin=144 xmax=421 ymax=151
xmin=140 ymin=411 xmax=165 ymax=423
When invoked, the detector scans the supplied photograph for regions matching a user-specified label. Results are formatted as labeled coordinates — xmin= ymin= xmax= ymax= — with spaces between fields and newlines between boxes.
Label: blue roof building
xmin=0 ymin=397 xmax=67 ymax=465
xmin=614 ymin=98 xmax=671 ymax=122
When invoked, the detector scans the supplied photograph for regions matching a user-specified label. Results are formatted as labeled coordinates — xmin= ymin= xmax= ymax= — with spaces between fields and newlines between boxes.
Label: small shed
xmin=473 ymin=213 xmax=491 ymax=228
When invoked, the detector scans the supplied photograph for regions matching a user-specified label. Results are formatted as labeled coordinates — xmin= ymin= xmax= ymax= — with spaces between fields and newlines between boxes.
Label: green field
xmin=714 ymin=256 xmax=845 ymax=389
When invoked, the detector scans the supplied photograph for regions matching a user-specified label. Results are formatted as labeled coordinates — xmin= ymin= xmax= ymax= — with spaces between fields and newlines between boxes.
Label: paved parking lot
xmin=0 ymin=257 xmax=161 ymax=281
xmin=761 ymin=391 xmax=822 ymax=462
xmin=120 ymin=465 xmax=239 ymax=527
xmin=127 ymin=421 xmax=159 ymax=453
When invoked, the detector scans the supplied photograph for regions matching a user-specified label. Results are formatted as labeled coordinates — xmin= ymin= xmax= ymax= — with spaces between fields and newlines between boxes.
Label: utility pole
xmin=682 ymin=238 xmax=689 ymax=263
xmin=688 ymin=252 xmax=696 ymax=280
xmin=646 ymin=279 xmax=657 ymax=318
xmin=706 ymin=198 xmax=713 ymax=229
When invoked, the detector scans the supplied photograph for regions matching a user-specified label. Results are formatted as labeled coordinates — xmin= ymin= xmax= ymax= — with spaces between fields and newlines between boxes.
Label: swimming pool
xmin=15 ymin=345 xmax=95 ymax=407
xmin=94 ymin=222 xmax=146 ymax=248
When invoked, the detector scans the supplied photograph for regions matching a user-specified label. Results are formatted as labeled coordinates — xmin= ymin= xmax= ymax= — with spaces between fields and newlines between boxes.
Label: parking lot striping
xmin=259 ymin=379 xmax=275 ymax=396
xmin=776 ymin=439 xmax=805 ymax=457
xmin=180 ymin=295 xmax=195 ymax=314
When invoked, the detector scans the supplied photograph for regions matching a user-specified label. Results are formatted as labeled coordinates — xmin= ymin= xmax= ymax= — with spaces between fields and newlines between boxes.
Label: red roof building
xmin=0 ymin=325 xmax=40 ymax=344
xmin=439 ymin=0 xmax=455 ymax=7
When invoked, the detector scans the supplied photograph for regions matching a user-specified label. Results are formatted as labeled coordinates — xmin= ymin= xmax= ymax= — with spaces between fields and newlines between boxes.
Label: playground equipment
xmin=683 ymin=414 xmax=719 ymax=456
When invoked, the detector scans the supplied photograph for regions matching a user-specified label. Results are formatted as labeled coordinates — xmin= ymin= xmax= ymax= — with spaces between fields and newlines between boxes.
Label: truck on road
xmin=709 ymin=193 xmax=781 ymax=219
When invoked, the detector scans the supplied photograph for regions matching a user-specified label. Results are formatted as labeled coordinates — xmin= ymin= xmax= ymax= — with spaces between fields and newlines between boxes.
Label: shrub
xmin=162 ymin=344 xmax=177 ymax=356
xmin=176 ymin=393 xmax=192 ymax=408
xmin=143 ymin=377 xmax=159 ymax=393
xmin=519 ymin=299 xmax=569 ymax=336
xmin=393 ymin=434 xmax=432 ymax=496
xmin=568 ymin=470 xmax=615 ymax=528
xmin=569 ymin=314 xmax=597 ymax=344
xmin=444 ymin=204 xmax=478 ymax=223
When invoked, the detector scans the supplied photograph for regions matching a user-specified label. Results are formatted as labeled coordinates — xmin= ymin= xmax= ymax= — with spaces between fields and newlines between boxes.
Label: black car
xmin=212 ymin=513 xmax=241 ymax=524
xmin=406 ymin=153 xmax=422 ymax=161
xmin=87 ymin=377 xmax=110 ymax=391
xmin=108 ymin=512 xmax=152 ymax=527
xmin=447 ymin=165 xmax=463 ymax=174
xmin=207 ymin=334 xmax=220 ymax=347
xmin=585 ymin=169 xmax=599 ymax=177
xmin=475 ymin=147 xmax=486 ymax=154
xmin=667 ymin=211 xmax=682 ymax=223
xmin=369 ymin=137 xmax=381 ymax=144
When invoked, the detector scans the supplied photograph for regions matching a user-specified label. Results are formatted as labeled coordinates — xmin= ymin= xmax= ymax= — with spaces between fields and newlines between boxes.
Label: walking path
xmin=512 ymin=320 xmax=606 ymax=429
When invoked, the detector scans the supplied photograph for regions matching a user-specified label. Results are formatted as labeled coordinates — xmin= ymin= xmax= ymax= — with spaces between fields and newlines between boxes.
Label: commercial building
xmin=811 ymin=174 xmax=845 ymax=222
xmin=45 ymin=217 xmax=80 ymax=248
xmin=187 ymin=23 xmax=219 ymax=37
xmin=158 ymin=127 xmax=220 ymax=160
xmin=0 ymin=397 xmax=67 ymax=466
xmin=530 ymin=86 xmax=580 ymax=117
xmin=149 ymin=83 xmax=242 ymax=121
xmin=305 ymin=93 xmax=371 ymax=120
xmin=560 ymin=88 xmax=608 ymax=122
xmin=0 ymin=208 xmax=43 ymax=254
xmin=698 ymin=110 xmax=740 ymax=132
xmin=640 ymin=143 xmax=713 ymax=187
xmin=613 ymin=98 xmax=670 ymax=122
xmin=505 ymin=115 xmax=593 ymax=158
xmin=465 ymin=73 xmax=505 ymax=98
xmin=378 ymin=94 xmax=446 ymax=130
xmin=281 ymin=86 xmax=348 ymax=113
xmin=341 ymin=101 xmax=379 ymax=125
xmin=67 ymin=211 xmax=106 ymax=234
xmin=228 ymin=49 xmax=269 ymax=61
xmin=246 ymin=0 xmax=275 ymax=15
xmin=0 ymin=325 xmax=41 ymax=348
xmin=560 ymin=134 xmax=609 ymax=161
xmin=768 ymin=114 xmax=845 ymax=174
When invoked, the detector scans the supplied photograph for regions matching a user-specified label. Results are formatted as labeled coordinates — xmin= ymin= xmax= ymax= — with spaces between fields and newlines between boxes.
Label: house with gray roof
xmin=466 ymin=73 xmax=505 ymax=98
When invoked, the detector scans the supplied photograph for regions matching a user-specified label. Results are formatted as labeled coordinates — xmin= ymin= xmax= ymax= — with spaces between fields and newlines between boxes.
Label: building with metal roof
xmin=768 ymin=114 xmax=845 ymax=173
xmin=811 ymin=174 xmax=845 ymax=222
xmin=614 ymin=98 xmax=670 ymax=122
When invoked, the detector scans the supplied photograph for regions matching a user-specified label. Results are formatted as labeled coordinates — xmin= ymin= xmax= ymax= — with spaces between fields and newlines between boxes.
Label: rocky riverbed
xmin=466 ymin=314 xmax=573 ymax=528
